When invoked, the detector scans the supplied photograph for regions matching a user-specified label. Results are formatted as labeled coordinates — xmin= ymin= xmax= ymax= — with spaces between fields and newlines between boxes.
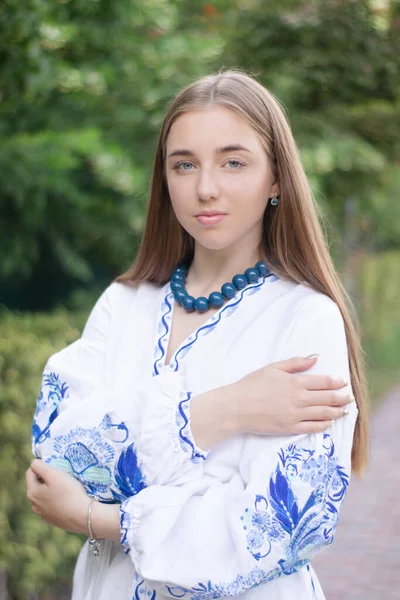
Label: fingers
xmin=30 ymin=458 xmax=48 ymax=481
xmin=293 ymin=420 xmax=335 ymax=435
xmin=293 ymin=400 xmax=354 ymax=435
xmin=31 ymin=503 xmax=41 ymax=516
xmin=299 ymin=373 xmax=349 ymax=391
xmin=26 ymin=467 xmax=42 ymax=503
xmin=303 ymin=389 xmax=354 ymax=407
xmin=272 ymin=355 xmax=319 ymax=374
xmin=30 ymin=459 xmax=55 ymax=484
xmin=26 ymin=466 xmax=38 ymax=489
xmin=302 ymin=404 xmax=350 ymax=423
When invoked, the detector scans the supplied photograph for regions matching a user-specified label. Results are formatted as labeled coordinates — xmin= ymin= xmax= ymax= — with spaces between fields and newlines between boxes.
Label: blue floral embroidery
xmin=164 ymin=433 xmax=349 ymax=599
xmin=132 ymin=572 xmax=157 ymax=600
xmin=166 ymin=568 xmax=279 ymax=600
xmin=113 ymin=443 xmax=146 ymax=502
xmin=176 ymin=390 xmax=209 ymax=462
xmin=32 ymin=372 xmax=69 ymax=446
xmin=120 ymin=503 xmax=133 ymax=554
xmin=101 ymin=413 xmax=129 ymax=444
xmin=44 ymin=415 xmax=146 ymax=502
xmin=242 ymin=433 xmax=348 ymax=568
xmin=47 ymin=425 xmax=115 ymax=497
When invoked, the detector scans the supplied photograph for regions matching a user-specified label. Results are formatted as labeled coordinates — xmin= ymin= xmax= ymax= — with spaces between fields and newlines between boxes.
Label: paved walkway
xmin=313 ymin=385 xmax=400 ymax=600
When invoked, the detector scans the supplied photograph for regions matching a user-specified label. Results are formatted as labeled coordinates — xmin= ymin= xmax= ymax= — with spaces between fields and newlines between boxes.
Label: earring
xmin=270 ymin=196 xmax=279 ymax=206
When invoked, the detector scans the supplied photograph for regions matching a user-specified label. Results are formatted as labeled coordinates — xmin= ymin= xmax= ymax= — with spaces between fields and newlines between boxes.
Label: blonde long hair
xmin=117 ymin=70 xmax=368 ymax=474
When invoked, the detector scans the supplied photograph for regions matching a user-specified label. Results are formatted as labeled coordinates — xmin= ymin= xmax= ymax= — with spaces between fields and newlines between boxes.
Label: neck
xmin=185 ymin=240 xmax=265 ymax=297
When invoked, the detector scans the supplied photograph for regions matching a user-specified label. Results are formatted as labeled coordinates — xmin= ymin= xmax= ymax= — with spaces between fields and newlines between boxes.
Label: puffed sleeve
xmin=119 ymin=293 xmax=359 ymax=597
xmin=32 ymin=283 xmax=117 ymax=452
xmin=31 ymin=282 xmax=208 ymax=501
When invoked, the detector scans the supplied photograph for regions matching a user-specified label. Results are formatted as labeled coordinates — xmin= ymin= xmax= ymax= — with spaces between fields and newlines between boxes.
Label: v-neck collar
xmin=152 ymin=272 xmax=280 ymax=375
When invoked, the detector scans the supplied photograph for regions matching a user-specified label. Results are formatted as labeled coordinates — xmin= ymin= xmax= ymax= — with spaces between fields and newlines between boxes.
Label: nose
xmin=196 ymin=167 xmax=220 ymax=202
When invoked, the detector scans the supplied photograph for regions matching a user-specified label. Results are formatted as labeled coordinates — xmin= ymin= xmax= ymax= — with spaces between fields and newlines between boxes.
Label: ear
xmin=268 ymin=182 xmax=280 ymax=199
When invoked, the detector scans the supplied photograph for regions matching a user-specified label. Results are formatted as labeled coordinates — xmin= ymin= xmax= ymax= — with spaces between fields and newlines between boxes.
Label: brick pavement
xmin=313 ymin=385 xmax=400 ymax=600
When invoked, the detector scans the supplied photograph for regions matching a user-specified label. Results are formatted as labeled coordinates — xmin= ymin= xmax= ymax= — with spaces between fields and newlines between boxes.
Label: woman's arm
xmin=133 ymin=351 xmax=352 ymax=490
xmin=26 ymin=459 xmax=121 ymax=542
xmin=190 ymin=354 xmax=352 ymax=450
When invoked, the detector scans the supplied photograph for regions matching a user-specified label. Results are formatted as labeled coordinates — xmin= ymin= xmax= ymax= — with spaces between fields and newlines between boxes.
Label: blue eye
xmin=226 ymin=160 xmax=243 ymax=169
xmin=176 ymin=161 xmax=193 ymax=171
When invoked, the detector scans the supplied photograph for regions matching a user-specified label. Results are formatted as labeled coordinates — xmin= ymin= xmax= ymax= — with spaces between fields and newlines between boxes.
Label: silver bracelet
xmin=87 ymin=498 xmax=103 ymax=557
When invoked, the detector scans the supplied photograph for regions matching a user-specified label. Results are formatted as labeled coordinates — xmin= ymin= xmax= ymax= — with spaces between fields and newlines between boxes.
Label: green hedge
xmin=0 ymin=309 xmax=86 ymax=599
xmin=359 ymin=250 xmax=400 ymax=402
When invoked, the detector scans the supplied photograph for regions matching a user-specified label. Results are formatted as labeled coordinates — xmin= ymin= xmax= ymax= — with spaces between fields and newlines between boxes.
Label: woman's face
xmin=165 ymin=105 xmax=279 ymax=253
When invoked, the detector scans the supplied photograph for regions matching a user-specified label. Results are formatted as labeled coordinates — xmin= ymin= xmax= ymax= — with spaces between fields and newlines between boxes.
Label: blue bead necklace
xmin=170 ymin=260 xmax=270 ymax=313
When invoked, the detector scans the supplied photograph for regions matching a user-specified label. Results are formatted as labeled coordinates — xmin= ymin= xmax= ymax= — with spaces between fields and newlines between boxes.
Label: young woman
xmin=27 ymin=70 xmax=368 ymax=600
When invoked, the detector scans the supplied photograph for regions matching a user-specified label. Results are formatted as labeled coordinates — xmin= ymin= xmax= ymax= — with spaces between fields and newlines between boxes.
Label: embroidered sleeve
xmin=119 ymin=294 xmax=359 ymax=598
xmin=31 ymin=283 xmax=135 ymax=503
xmin=32 ymin=284 xmax=115 ymax=454
xmin=31 ymin=283 xmax=207 ymax=503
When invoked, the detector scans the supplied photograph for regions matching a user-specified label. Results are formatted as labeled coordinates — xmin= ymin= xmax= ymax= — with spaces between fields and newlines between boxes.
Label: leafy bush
xmin=0 ymin=309 xmax=86 ymax=598
xmin=359 ymin=250 xmax=400 ymax=402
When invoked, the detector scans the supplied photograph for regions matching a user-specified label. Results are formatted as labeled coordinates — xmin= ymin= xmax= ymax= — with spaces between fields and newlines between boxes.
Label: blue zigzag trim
xmin=171 ymin=274 xmax=278 ymax=372
xmin=153 ymin=293 xmax=173 ymax=375
xmin=177 ymin=391 xmax=209 ymax=461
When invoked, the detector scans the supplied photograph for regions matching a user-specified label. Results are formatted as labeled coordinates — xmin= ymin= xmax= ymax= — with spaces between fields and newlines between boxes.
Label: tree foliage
xmin=0 ymin=0 xmax=224 ymax=309
xmin=222 ymin=0 xmax=400 ymax=279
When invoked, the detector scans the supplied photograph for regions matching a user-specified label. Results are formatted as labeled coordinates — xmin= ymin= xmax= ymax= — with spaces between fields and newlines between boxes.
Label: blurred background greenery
xmin=0 ymin=0 xmax=399 ymax=597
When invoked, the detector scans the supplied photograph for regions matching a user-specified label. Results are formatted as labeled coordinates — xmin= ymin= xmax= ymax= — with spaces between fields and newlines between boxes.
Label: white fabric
xmin=32 ymin=273 xmax=358 ymax=600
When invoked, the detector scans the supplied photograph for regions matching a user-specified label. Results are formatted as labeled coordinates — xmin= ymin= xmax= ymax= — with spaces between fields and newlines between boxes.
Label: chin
xmin=191 ymin=232 xmax=237 ymax=252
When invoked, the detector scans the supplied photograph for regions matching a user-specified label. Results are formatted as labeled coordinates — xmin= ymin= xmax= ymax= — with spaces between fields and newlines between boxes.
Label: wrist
xmin=218 ymin=383 xmax=242 ymax=437
xmin=74 ymin=496 xmax=91 ymax=536
xmin=190 ymin=384 xmax=240 ymax=450
xmin=90 ymin=501 xmax=121 ymax=543
xmin=223 ymin=381 xmax=244 ymax=435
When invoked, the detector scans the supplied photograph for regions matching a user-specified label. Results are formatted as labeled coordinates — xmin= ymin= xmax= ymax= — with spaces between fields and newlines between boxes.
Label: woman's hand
xmin=231 ymin=355 xmax=353 ymax=436
xmin=191 ymin=355 xmax=353 ymax=449
xmin=26 ymin=459 xmax=89 ymax=534
xmin=26 ymin=460 xmax=122 ymax=542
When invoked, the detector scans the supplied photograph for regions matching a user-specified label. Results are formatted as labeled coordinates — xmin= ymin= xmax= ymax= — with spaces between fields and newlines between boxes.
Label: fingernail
xmin=335 ymin=379 xmax=348 ymax=388
xmin=349 ymin=394 xmax=355 ymax=402
xmin=329 ymin=419 xmax=335 ymax=427
xmin=343 ymin=406 xmax=350 ymax=416
xmin=306 ymin=354 xmax=319 ymax=360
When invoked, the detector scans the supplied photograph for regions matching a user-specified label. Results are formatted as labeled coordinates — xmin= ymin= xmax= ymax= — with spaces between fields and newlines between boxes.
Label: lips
xmin=195 ymin=211 xmax=227 ymax=217
xmin=195 ymin=212 xmax=227 ymax=225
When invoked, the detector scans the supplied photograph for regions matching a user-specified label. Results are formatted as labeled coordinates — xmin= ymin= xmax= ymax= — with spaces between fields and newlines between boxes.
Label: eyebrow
xmin=167 ymin=144 xmax=252 ymax=158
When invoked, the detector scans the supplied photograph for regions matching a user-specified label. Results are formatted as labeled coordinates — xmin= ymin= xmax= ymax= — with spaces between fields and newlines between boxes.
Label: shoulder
xmin=272 ymin=283 xmax=352 ymax=376
xmin=273 ymin=280 xmax=346 ymax=352
xmin=82 ymin=280 xmax=162 ymax=341
xmin=279 ymin=279 xmax=343 ymax=323
xmin=291 ymin=282 xmax=341 ymax=318
xmin=96 ymin=279 xmax=163 ymax=313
